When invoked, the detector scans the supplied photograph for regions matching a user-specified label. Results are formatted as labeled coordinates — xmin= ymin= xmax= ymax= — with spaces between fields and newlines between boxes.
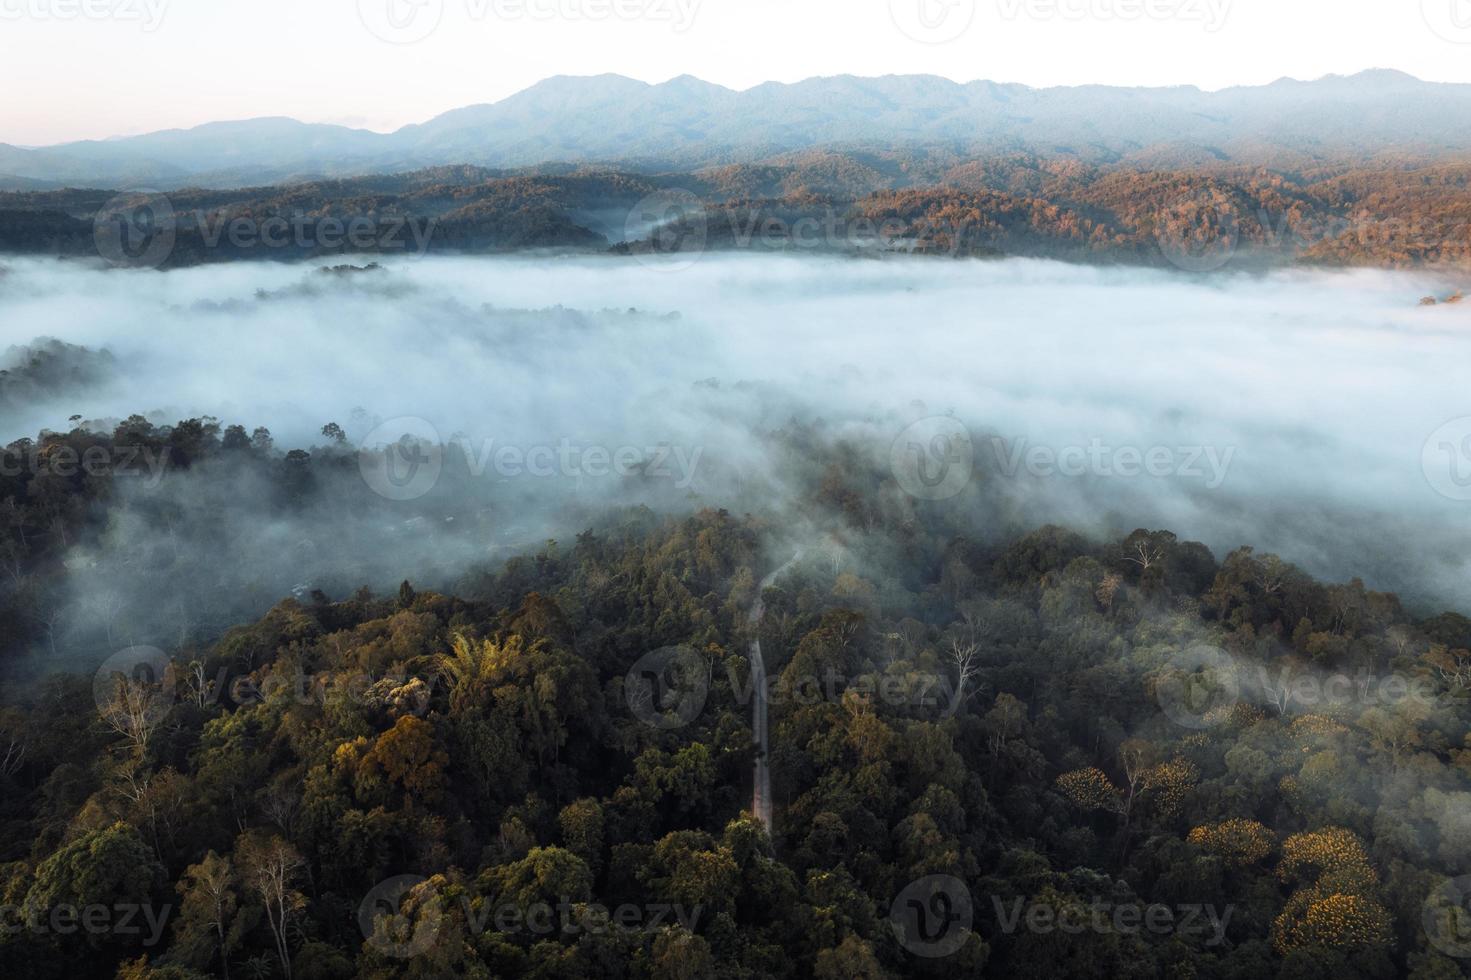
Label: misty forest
xmin=4 ymin=52 xmax=1471 ymax=980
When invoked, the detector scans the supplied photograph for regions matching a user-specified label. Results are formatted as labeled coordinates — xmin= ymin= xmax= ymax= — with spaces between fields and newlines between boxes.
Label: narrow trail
xmin=748 ymin=550 xmax=802 ymax=835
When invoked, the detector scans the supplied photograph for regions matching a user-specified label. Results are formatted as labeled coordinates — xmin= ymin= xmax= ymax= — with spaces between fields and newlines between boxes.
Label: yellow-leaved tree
xmin=1271 ymin=827 xmax=1392 ymax=953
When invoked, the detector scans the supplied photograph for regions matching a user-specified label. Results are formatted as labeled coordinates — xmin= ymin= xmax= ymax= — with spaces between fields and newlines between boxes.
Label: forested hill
xmin=2 ymin=416 xmax=1471 ymax=977
xmin=5 ymin=154 xmax=1471 ymax=272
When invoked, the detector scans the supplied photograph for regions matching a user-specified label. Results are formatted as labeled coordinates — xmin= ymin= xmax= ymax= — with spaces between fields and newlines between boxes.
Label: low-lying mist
xmin=1 ymin=252 xmax=1468 ymax=667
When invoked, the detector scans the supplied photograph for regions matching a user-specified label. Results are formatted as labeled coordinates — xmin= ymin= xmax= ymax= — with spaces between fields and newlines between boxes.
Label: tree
xmin=558 ymin=799 xmax=605 ymax=873
xmin=1188 ymin=819 xmax=1275 ymax=867
xmin=948 ymin=637 xmax=981 ymax=708
xmin=359 ymin=715 xmax=449 ymax=804
xmin=172 ymin=851 xmax=242 ymax=979
xmin=98 ymin=658 xmax=176 ymax=758
xmin=1272 ymin=827 xmax=1393 ymax=954
xmin=236 ymin=832 xmax=306 ymax=980
xmin=25 ymin=820 xmax=160 ymax=910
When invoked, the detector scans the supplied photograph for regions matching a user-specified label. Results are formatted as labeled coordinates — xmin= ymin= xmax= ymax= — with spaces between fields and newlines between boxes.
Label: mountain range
xmin=5 ymin=69 xmax=1471 ymax=189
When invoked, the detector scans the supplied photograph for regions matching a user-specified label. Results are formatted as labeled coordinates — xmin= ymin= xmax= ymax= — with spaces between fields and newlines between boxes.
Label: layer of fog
xmin=1 ymin=252 xmax=1468 ymax=664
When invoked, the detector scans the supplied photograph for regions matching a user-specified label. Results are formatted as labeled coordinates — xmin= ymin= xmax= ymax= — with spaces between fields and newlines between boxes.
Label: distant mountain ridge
xmin=4 ymin=69 xmax=1471 ymax=189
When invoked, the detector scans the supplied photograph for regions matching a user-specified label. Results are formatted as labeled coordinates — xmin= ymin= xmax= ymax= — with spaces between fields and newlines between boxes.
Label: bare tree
xmin=88 ymin=590 xmax=126 ymax=647
xmin=260 ymin=782 xmax=302 ymax=838
xmin=238 ymin=833 xmax=306 ymax=980
xmin=184 ymin=660 xmax=214 ymax=709
xmin=1385 ymin=624 xmax=1416 ymax=661
xmin=948 ymin=637 xmax=981 ymax=707
xmin=0 ymin=709 xmax=27 ymax=778
xmin=1432 ymin=645 xmax=1471 ymax=698
xmin=1253 ymin=554 xmax=1288 ymax=595
xmin=99 ymin=662 xmax=173 ymax=757
xmin=957 ymin=598 xmax=1002 ymax=648
xmin=1126 ymin=540 xmax=1164 ymax=574
xmin=28 ymin=604 xmax=67 ymax=660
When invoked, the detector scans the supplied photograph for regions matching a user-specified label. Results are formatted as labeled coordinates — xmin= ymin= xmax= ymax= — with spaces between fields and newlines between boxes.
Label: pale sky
xmin=3 ymin=0 xmax=1470 ymax=146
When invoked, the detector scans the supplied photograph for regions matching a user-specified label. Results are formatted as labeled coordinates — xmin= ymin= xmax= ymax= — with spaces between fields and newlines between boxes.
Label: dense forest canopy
xmin=2 ymin=411 xmax=1471 ymax=979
